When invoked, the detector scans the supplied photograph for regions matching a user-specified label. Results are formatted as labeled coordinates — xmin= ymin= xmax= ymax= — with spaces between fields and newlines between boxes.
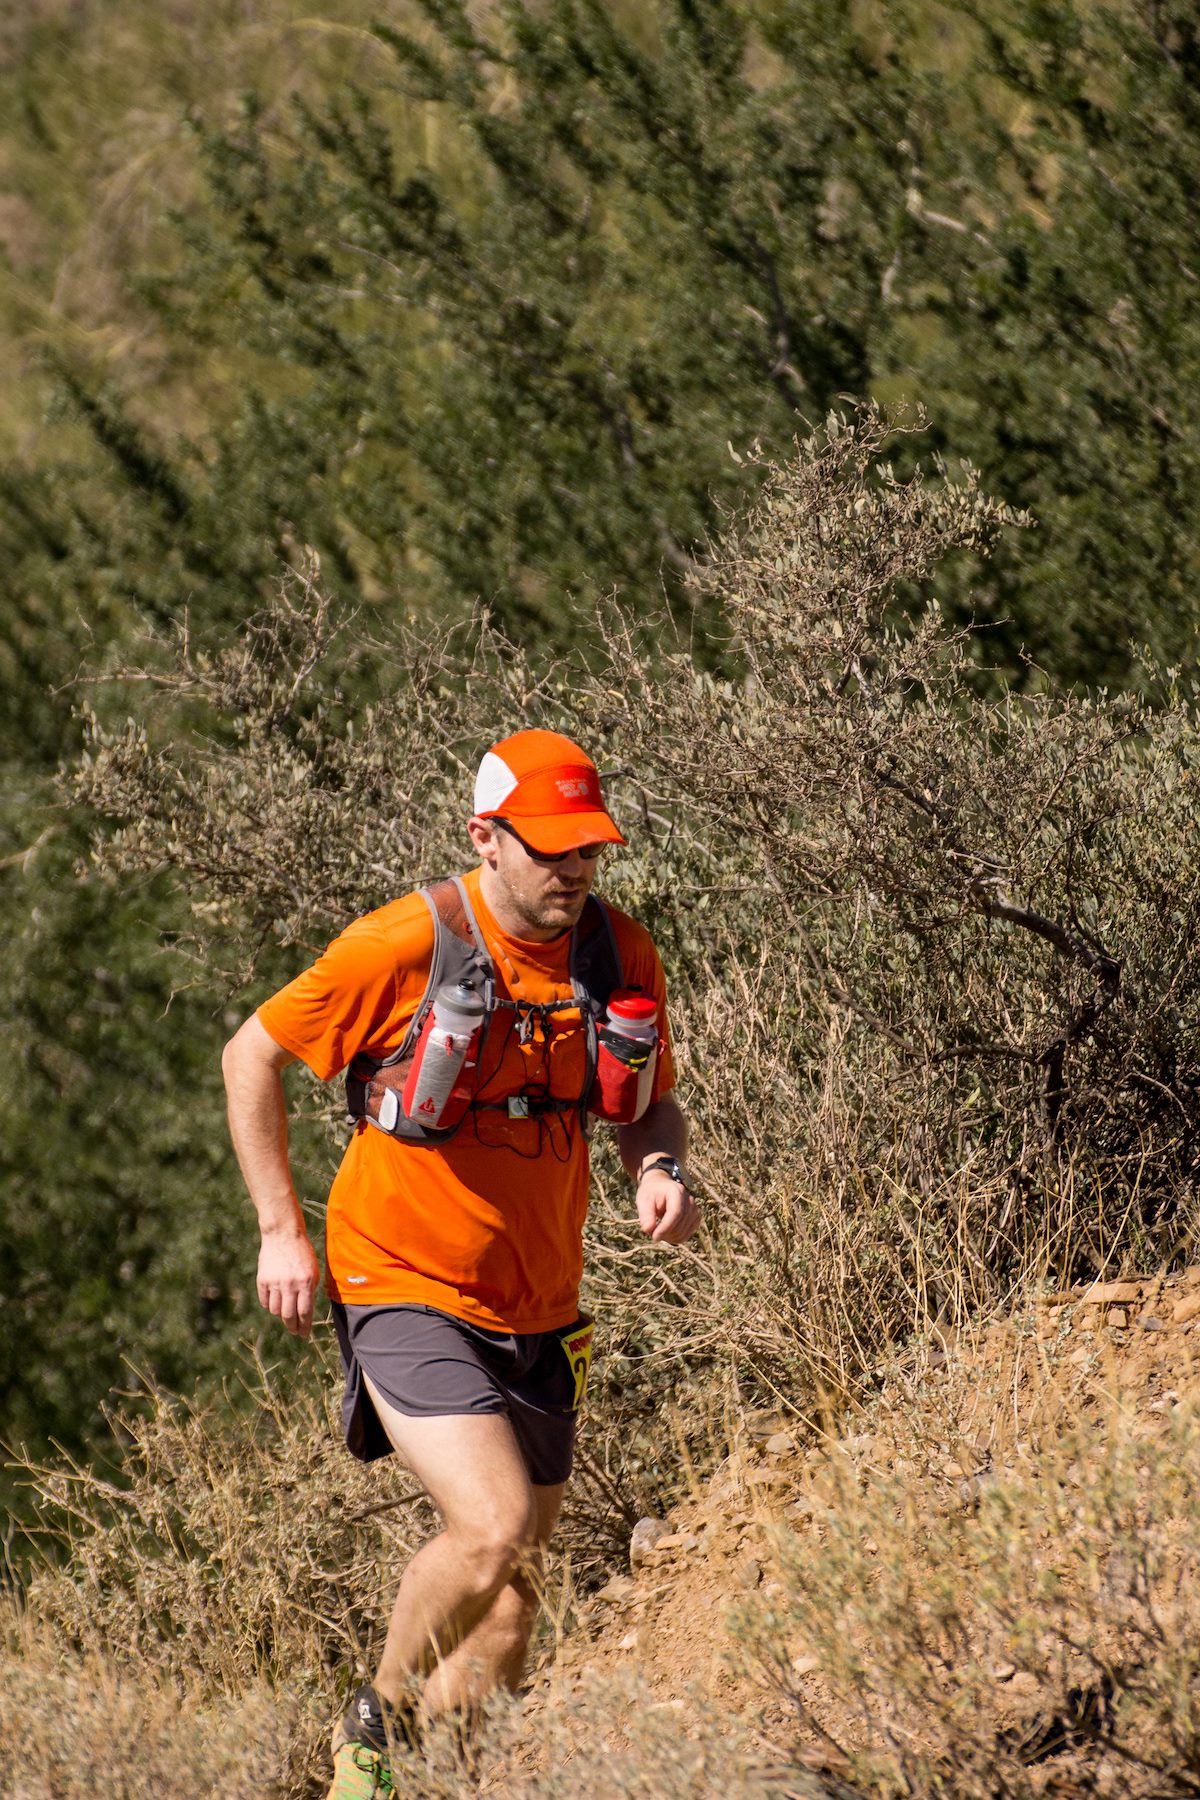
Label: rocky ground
xmin=508 ymin=1268 xmax=1200 ymax=1796
xmin=7 ymin=1269 xmax=1199 ymax=1798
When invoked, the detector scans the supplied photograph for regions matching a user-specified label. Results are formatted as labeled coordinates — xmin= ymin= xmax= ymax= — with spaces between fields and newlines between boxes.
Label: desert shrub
xmin=12 ymin=1346 xmax=639 ymax=1693
xmin=74 ymin=408 xmax=1200 ymax=1441
xmin=731 ymin=1322 xmax=1200 ymax=1797
xmin=0 ymin=1640 xmax=310 ymax=1800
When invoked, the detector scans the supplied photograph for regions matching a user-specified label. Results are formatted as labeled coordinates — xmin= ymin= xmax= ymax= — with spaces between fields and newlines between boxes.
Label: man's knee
xmin=450 ymin=1498 xmax=538 ymax=1594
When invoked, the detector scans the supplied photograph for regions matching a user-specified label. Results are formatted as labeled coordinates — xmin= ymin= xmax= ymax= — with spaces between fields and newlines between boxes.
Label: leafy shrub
xmin=75 ymin=409 xmax=1200 ymax=1434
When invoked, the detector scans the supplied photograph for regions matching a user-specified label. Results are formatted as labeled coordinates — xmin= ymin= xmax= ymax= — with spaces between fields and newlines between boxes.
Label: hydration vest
xmin=344 ymin=875 xmax=626 ymax=1148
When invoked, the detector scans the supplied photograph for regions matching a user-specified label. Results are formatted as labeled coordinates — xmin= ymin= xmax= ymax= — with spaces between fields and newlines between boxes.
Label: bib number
xmin=559 ymin=1317 xmax=594 ymax=1411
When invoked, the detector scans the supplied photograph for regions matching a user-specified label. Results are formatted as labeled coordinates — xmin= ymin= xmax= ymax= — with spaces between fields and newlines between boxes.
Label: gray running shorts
xmin=330 ymin=1302 xmax=593 ymax=1488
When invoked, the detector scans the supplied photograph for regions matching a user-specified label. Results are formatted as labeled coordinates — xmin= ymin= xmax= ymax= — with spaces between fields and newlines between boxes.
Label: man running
xmin=221 ymin=728 xmax=699 ymax=1797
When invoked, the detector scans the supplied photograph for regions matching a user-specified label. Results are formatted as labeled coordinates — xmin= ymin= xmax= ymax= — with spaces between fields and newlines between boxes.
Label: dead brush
xmin=729 ymin=1330 xmax=1200 ymax=1797
xmin=13 ymin=1345 xmax=432 ymax=1700
xmin=0 ymin=1621 xmax=310 ymax=1800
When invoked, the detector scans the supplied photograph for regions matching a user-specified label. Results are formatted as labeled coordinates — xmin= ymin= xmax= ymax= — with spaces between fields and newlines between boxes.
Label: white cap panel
xmin=473 ymin=751 xmax=519 ymax=814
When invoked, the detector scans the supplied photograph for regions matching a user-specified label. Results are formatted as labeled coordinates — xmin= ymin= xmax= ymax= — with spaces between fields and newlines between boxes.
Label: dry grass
xmin=0 ymin=1633 xmax=308 ymax=1800
xmin=727 ymin=1304 xmax=1200 ymax=1797
xmin=9 ymin=1300 xmax=1200 ymax=1798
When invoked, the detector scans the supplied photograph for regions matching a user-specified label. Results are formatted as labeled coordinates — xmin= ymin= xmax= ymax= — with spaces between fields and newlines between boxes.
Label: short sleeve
xmin=256 ymin=896 xmax=435 ymax=1081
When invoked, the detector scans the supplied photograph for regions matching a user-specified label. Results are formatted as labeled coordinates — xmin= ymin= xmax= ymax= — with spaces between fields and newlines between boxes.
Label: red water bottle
xmin=589 ymin=990 xmax=659 ymax=1124
xmin=400 ymin=983 xmax=486 ymax=1130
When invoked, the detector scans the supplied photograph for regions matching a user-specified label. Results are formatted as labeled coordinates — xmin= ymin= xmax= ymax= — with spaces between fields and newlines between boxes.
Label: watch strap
xmin=638 ymin=1154 xmax=687 ymax=1186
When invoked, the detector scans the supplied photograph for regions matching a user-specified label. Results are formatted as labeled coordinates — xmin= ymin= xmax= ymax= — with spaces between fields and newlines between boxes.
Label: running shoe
xmin=327 ymin=1736 xmax=393 ymax=1800
xmin=327 ymin=1683 xmax=418 ymax=1800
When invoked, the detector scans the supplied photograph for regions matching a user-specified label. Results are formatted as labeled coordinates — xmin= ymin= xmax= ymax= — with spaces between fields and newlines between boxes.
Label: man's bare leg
xmin=362 ymin=1375 xmax=565 ymax=1717
xmin=421 ymin=1479 xmax=564 ymax=1714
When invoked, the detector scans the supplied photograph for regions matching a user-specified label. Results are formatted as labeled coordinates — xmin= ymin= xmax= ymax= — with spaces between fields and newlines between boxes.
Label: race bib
xmin=559 ymin=1317 xmax=594 ymax=1411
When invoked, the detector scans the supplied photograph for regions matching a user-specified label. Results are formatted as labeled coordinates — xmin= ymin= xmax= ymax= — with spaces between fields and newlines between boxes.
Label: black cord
xmin=466 ymin=1003 xmax=583 ymax=1162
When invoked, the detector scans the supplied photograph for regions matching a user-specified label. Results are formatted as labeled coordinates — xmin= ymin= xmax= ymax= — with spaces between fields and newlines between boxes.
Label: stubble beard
xmin=523 ymin=887 xmax=588 ymax=937
xmin=506 ymin=873 xmax=589 ymax=939
xmin=480 ymin=840 xmax=592 ymax=940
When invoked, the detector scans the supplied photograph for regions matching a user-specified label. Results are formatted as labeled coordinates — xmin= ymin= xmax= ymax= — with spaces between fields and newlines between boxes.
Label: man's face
xmin=471 ymin=817 xmax=604 ymax=939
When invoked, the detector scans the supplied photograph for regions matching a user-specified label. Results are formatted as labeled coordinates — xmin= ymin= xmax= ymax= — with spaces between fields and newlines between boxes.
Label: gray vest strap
xmin=345 ymin=880 xmax=626 ymax=1148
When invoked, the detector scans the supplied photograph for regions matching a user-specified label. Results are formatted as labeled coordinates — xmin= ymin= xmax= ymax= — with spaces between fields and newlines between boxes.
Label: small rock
xmin=648 ymin=1531 xmax=700 ymax=1553
xmin=992 ymin=1662 xmax=1017 ymax=1682
xmin=629 ymin=1516 xmax=672 ymax=1571
xmin=595 ymin=1575 xmax=636 ymax=1605
xmin=1173 ymin=1293 xmax=1200 ymax=1326
xmin=1108 ymin=1307 xmax=1128 ymax=1329
xmin=1078 ymin=1280 xmax=1144 ymax=1305
xmin=955 ymin=1473 xmax=992 ymax=1507
xmin=737 ymin=1555 xmax=762 ymax=1589
xmin=765 ymin=1430 xmax=795 ymax=1456
xmin=746 ymin=1410 xmax=790 ymax=1442
xmin=1139 ymin=1315 xmax=1165 ymax=1332
xmin=745 ymin=1468 xmax=789 ymax=1488
xmin=791 ymin=1652 xmax=820 ymax=1677
xmin=617 ymin=1630 xmax=639 ymax=1651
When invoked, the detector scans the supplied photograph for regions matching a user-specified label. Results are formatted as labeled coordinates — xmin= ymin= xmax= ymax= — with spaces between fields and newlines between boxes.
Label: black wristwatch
xmin=638 ymin=1154 xmax=689 ymax=1189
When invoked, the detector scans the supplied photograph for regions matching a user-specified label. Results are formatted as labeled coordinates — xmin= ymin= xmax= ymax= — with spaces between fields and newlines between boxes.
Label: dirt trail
xmin=518 ymin=1267 xmax=1200 ymax=1789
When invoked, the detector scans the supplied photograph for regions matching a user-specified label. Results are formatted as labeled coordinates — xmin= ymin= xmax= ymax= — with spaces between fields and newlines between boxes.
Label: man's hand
xmin=636 ymin=1167 xmax=700 ymax=1246
xmin=257 ymin=1222 xmax=322 ymax=1337
xmin=618 ymin=1094 xmax=700 ymax=1246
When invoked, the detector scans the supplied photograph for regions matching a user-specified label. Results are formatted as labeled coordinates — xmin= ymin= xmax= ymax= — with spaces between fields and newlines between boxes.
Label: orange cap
xmin=473 ymin=729 xmax=626 ymax=854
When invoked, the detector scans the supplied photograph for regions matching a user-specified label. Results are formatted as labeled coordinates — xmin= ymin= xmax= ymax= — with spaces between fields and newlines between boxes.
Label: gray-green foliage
xmin=6 ymin=0 xmax=1200 ymax=702
xmin=77 ymin=414 xmax=1200 ymax=1446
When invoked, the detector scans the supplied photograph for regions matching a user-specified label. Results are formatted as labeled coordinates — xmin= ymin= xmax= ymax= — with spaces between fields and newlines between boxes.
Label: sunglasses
xmin=492 ymin=818 xmax=608 ymax=865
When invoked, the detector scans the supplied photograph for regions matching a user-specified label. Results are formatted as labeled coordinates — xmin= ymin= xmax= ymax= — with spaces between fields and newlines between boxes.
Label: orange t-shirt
xmin=256 ymin=867 xmax=675 ymax=1332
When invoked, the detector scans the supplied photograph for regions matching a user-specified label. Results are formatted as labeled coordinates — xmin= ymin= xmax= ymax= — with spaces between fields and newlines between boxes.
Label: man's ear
xmin=468 ymin=815 xmax=501 ymax=865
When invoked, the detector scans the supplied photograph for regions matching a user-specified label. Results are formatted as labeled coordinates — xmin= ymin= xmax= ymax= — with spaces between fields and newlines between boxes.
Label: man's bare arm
xmin=616 ymin=1093 xmax=700 ymax=1246
xmin=222 ymin=1015 xmax=321 ymax=1337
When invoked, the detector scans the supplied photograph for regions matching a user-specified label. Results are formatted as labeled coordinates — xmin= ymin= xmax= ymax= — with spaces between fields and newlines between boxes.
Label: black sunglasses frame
xmin=491 ymin=817 xmax=608 ymax=865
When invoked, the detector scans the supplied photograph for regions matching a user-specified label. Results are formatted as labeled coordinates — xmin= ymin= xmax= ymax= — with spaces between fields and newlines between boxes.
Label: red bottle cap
xmin=608 ymin=991 xmax=657 ymax=1022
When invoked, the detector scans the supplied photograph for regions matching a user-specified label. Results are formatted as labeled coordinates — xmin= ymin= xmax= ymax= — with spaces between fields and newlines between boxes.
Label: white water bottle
xmin=400 ymin=982 xmax=486 ymax=1130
